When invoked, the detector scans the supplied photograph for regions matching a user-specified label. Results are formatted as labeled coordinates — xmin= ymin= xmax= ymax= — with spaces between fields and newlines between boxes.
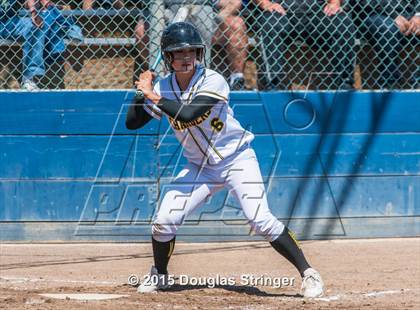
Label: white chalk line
xmin=363 ymin=290 xmax=403 ymax=297
xmin=38 ymin=293 xmax=130 ymax=301
xmin=0 ymin=276 xmax=120 ymax=285
xmin=313 ymin=288 xmax=418 ymax=302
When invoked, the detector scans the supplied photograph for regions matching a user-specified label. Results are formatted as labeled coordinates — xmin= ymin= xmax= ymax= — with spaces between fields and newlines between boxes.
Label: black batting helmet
xmin=161 ymin=22 xmax=206 ymax=71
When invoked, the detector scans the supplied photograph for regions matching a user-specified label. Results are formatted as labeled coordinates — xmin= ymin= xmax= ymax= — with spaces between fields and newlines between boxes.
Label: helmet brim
xmin=163 ymin=43 xmax=205 ymax=52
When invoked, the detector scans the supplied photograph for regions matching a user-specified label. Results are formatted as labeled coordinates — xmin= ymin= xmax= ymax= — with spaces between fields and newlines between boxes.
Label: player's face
xmin=171 ymin=48 xmax=197 ymax=72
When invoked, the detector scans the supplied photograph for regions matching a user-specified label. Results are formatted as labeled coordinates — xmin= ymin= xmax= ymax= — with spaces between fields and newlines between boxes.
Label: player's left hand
xmin=323 ymin=0 xmax=342 ymax=17
xmin=135 ymin=71 xmax=156 ymax=99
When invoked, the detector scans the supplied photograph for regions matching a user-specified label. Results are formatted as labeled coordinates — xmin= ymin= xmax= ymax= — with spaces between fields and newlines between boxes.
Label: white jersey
xmin=143 ymin=65 xmax=254 ymax=166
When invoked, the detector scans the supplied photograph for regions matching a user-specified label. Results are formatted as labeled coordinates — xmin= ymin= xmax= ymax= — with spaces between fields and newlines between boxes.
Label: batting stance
xmin=126 ymin=22 xmax=324 ymax=298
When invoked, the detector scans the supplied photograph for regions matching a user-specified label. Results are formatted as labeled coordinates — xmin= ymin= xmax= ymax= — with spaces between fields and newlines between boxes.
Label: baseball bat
xmin=135 ymin=7 xmax=189 ymax=99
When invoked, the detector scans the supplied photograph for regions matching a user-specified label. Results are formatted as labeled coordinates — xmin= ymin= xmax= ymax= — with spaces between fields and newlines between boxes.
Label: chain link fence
xmin=0 ymin=0 xmax=419 ymax=90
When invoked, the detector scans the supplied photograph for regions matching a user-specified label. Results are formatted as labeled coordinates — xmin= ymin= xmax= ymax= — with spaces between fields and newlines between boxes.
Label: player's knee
xmin=152 ymin=225 xmax=175 ymax=242
xmin=251 ymin=216 xmax=285 ymax=242
xmin=152 ymin=214 xmax=179 ymax=242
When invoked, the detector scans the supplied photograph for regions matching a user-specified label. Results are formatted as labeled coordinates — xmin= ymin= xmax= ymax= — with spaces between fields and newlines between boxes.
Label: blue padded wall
xmin=0 ymin=90 xmax=419 ymax=241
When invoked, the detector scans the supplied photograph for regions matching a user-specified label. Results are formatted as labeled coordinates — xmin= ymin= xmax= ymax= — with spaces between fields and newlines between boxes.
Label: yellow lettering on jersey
xmin=169 ymin=110 xmax=212 ymax=131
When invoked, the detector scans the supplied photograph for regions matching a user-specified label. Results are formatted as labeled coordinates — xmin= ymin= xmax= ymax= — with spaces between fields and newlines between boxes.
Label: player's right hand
xmin=135 ymin=71 xmax=158 ymax=100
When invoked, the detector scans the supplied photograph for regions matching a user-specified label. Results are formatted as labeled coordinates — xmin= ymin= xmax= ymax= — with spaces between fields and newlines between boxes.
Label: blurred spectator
xmin=66 ymin=0 xmax=123 ymax=9
xmin=133 ymin=0 xmax=249 ymax=90
xmin=408 ymin=13 xmax=420 ymax=36
xmin=1 ymin=0 xmax=79 ymax=89
xmin=253 ymin=0 xmax=356 ymax=90
xmin=41 ymin=1 xmax=84 ymax=88
xmin=81 ymin=0 xmax=123 ymax=10
xmin=134 ymin=1 xmax=216 ymax=83
xmin=213 ymin=0 xmax=248 ymax=90
xmin=353 ymin=0 xmax=419 ymax=89
xmin=1 ymin=0 xmax=46 ymax=89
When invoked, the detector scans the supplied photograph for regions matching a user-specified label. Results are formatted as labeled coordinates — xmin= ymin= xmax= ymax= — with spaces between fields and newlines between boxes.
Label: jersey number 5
xmin=211 ymin=118 xmax=224 ymax=132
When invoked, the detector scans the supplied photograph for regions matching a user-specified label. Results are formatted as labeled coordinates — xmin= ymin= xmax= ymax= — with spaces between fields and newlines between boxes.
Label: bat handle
xmin=135 ymin=51 xmax=161 ymax=101
xmin=150 ymin=54 xmax=162 ymax=71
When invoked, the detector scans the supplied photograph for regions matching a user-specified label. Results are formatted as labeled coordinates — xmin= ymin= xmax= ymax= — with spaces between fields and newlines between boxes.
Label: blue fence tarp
xmin=0 ymin=90 xmax=419 ymax=241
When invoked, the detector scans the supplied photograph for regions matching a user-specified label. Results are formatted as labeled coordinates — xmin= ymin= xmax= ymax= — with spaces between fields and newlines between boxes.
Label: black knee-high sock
xmin=270 ymin=228 xmax=310 ymax=276
xmin=152 ymin=237 xmax=176 ymax=274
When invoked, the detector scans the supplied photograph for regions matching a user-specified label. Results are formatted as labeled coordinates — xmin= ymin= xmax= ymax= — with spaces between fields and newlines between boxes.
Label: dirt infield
xmin=1 ymin=238 xmax=419 ymax=309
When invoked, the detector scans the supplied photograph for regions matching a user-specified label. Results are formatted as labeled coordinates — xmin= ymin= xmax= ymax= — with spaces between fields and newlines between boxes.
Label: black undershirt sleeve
xmin=125 ymin=97 xmax=153 ymax=130
xmin=158 ymin=95 xmax=220 ymax=123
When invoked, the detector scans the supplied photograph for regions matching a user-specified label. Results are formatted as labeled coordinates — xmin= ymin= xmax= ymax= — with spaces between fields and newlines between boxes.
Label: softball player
xmin=126 ymin=22 xmax=324 ymax=298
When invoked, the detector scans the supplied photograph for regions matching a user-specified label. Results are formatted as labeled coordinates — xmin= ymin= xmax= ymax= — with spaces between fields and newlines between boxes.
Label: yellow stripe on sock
xmin=288 ymin=230 xmax=301 ymax=249
xmin=168 ymin=240 xmax=174 ymax=258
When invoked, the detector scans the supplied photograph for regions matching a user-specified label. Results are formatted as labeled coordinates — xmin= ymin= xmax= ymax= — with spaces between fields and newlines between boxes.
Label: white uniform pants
xmin=152 ymin=148 xmax=285 ymax=242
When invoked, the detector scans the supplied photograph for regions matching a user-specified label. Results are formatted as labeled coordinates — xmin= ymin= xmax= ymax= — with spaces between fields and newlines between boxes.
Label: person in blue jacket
xmin=0 ymin=0 xmax=80 ymax=89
